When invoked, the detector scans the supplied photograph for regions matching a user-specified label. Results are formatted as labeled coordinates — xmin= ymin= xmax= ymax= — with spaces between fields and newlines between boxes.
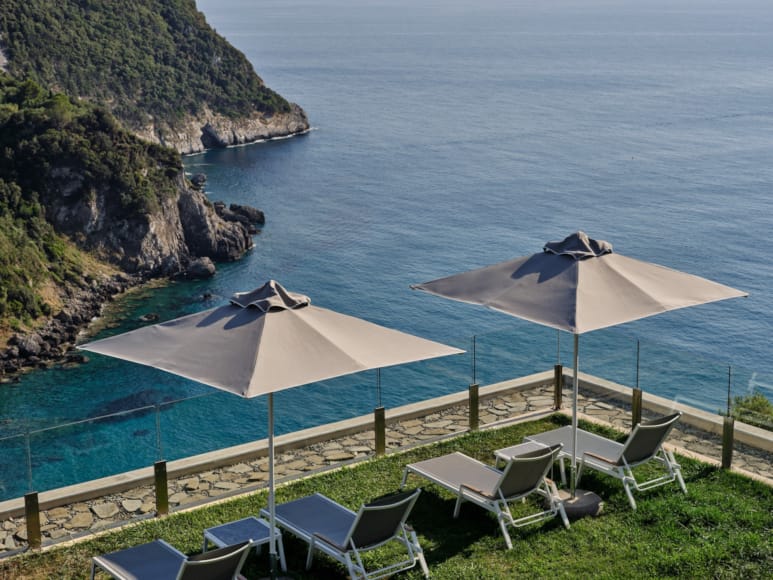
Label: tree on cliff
xmin=0 ymin=0 xmax=307 ymax=151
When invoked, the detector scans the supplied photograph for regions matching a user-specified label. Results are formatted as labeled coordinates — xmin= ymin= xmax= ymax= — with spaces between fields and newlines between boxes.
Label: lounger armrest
xmin=459 ymin=482 xmax=494 ymax=499
xmin=582 ymin=451 xmax=618 ymax=465
xmin=544 ymin=477 xmax=561 ymax=496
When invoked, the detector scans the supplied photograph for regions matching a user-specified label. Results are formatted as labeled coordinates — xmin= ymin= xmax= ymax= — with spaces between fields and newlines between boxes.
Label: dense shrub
xmin=733 ymin=392 xmax=773 ymax=431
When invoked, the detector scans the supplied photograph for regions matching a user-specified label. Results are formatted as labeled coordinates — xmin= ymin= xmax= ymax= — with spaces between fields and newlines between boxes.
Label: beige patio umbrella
xmin=79 ymin=280 xmax=463 ymax=577
xmin=412 ymin=231 xmax=747 ymax=497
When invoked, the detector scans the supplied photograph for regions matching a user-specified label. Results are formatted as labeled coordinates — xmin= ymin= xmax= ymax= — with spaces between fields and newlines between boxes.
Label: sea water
xmin=1 ymin=0 xmax=772 ymax=500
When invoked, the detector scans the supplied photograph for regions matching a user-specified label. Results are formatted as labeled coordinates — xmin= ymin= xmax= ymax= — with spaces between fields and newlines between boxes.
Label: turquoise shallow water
xmin=1 ymin=0 xmax=772 ymax=500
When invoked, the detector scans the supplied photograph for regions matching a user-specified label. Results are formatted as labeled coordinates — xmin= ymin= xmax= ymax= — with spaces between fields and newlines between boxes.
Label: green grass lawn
xmin=2 ymin=415 xmax=771 ymax=579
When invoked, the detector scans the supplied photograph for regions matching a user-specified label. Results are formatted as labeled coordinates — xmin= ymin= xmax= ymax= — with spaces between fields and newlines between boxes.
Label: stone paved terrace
xmin=1 ymin=373 xmax=771 ymax=556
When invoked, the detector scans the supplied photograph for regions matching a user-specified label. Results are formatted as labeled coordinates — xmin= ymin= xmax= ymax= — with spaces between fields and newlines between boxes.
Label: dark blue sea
xmin=1 ymin=0 xmax=772 ymax=500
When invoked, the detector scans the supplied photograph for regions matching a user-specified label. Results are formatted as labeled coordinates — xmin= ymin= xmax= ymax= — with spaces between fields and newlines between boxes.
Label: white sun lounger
xmin=401 ymin=445 xmax=568 ymax=549
xmin=576 ymin=412 xmax=687 ymax=510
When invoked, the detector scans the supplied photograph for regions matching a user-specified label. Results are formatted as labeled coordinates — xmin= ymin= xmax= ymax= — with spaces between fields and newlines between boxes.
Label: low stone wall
xmin=1 ymin=370 xmax=771 ymax=556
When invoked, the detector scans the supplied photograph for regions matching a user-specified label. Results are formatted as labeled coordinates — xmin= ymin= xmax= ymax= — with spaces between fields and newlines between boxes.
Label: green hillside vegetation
xmin=0 ymin=74 xmax=180 ymax=328
xmin=0 ymin=0 xmax=291 ymax=131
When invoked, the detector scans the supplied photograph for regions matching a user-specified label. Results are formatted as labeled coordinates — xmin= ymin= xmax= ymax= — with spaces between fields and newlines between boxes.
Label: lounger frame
xmin=264 ymin=490 xmax=429 ymax=580
xmin=576 ymin=412 xmax=687 ymax=510
xmin=91 ymin=538 xmax=251 ymax=580
xmin=401 ymin=445 xmax=569 ymax=550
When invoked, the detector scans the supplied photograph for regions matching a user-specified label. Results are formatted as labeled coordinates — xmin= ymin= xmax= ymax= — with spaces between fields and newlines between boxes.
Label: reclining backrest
xmin=497 ymin=444 xmax=562 ymax=498
xmin=349 ymin=489 xmax=421 ymax=549
xmin=181 ymin=540 xmax=251 ymax=580
xmin=620 ymin=412 xmax=682 ymax=465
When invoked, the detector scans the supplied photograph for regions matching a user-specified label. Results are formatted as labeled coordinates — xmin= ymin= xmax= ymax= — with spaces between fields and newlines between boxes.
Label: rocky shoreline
xmin=137 ymin=105 xmax=311 ymax=155
xmin=0 ymin=273 xmax=141 ymax=380
xmin=0 ymin=110 xmax=298 ymax=381
xmin=0 ymin=196 xmax=267 ymax=381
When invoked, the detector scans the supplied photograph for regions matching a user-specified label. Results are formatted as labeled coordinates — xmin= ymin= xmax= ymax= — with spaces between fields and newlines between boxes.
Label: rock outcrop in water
xmin=0 ymin=275 xmax=136 ymax=377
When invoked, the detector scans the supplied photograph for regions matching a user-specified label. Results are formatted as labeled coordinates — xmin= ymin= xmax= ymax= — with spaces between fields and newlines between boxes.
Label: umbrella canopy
xmin=81 ymin=280 xmax=462 ymax=396
xmin=413 ymin=231 xmax=747 ymax=495
xmin=80 ymin=279 xmax=463 ymax=576
xmin=413 ymin=231 xmax=747 ymax=334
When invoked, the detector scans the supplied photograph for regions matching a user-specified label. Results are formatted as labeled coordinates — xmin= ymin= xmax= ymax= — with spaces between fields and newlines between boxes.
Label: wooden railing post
xmin=24 ymin=492 xmax=42 ymax=550
xmin=632 ymin=388 xmax=643 ymax=426
xmin=469 ymin=383 xmax=479 ymax=431
xmin=553 ymin=364 xmax=563 ymax=410
xmin=722 ymin=415 xmax=735 ymax=469
xmin=374 ymin=406 xmax=386 ymax=456
xmin=154 ymin=460 xmax=169 ymax=516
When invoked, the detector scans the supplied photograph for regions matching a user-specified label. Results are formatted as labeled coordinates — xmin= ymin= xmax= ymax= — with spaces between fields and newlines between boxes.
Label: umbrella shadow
xmin=510 ymin=253 xmax=574 ymax=285
xmin=194 ymin=304 xmax=263 ymax=331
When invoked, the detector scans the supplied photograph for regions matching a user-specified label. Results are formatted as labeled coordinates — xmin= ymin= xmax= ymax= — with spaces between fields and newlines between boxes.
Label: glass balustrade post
xmin=631 ymin=389 xmax=643 ymax=426
xmin=553 ymin=364 xmax=563 ymax=410
xmin=632 ymin=340 xmax=642 ymax=425
xmin=722 ymin=415 xmax=734 ymax=469
xmin=468 ymin=335 xmax=479 ymax=430
xmin=374 ymin=406 xmax=386 ymax=455
xmin=24 ymin=491 xmax=41 ymax=549
xmin=722 ymin=366 xmax=734 ymax=469
xmin=468 ymin=383 xmax=479 ymax=431
xmin=374 ymin=369 xmax=385 ymax=455
xmin=154 ymin=460 xmax=169 ymax=516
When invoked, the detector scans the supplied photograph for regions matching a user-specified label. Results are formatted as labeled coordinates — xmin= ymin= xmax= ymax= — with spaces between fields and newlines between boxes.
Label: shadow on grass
xmin=409 ymin=490 xmax=564 ymax=566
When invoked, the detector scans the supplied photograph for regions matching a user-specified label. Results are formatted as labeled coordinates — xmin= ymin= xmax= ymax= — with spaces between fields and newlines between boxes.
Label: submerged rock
xmin=186 ymin=257 xmax=216 ymax=279
xmin=190 ymin=173 xmax=207 ymax=190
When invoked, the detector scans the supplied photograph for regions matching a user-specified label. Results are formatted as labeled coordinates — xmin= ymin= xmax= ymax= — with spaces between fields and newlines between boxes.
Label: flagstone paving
xmin=0 ymin=384 xmax=770 ymax=555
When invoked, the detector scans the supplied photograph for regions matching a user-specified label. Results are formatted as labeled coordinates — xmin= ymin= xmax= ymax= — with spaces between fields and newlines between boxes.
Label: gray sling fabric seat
xmin=90 ymin=538 xmax=251 ymax=580
xmin=401 ymin=444 xmax=569 ymax=550
xmin=576 ymin=412 xmax=687 ymax=510
xmin=262 ymin=489 xmax=429 ymax=580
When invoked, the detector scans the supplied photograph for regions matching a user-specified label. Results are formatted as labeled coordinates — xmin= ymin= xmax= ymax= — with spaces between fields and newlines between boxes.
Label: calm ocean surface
xmin=1 ymin=0 xmax=772 ymax=499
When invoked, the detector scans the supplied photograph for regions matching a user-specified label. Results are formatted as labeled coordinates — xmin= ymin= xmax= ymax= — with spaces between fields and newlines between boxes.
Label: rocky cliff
xmin=139 ymin=104 xmax=309 ymax=155
xmin=0 ymin=0 xmax=311 ymax=155
xmin=47 ymin=172 xmax=252 ymax=276
xmin=0 ymin=0 xmax=307 ymax=373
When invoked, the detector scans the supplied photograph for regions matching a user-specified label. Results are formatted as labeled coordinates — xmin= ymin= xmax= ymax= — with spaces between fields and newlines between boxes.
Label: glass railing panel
xmin=731 ymin=368 xmax=773 ymax=431
xmin=728 ymin=365 xmax=773 ymax=482
xmin=377 ymin=353 xmax=471 ymax=408
xmin=156 ymin=391 xmax=264 ymax=461
xmin=26 ymin=406 xmax=161 ymax=495
xmin=639 ymin=352 xmax=731 ymax=418
xmin=563 ymin=331 xmax=636 ymax=429
xmin=0 ymin=433 xmax=31 ymax=501
xmin=472 ymin=323 xmax=561 ymax=386
xmin=557 ymin=326 xmax=761 ymax=421
xmin=1 ymin=326 xmax=770 ymax=505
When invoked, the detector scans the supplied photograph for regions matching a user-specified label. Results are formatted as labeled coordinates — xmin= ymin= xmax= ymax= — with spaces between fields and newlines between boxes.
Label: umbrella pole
xmin=565 ymin=334 xmax=604 ymax=516
xmin=268 ymin=392 xmax=278 ymax=579
xmin=571 ymin=334 xmax=579 ymax=497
